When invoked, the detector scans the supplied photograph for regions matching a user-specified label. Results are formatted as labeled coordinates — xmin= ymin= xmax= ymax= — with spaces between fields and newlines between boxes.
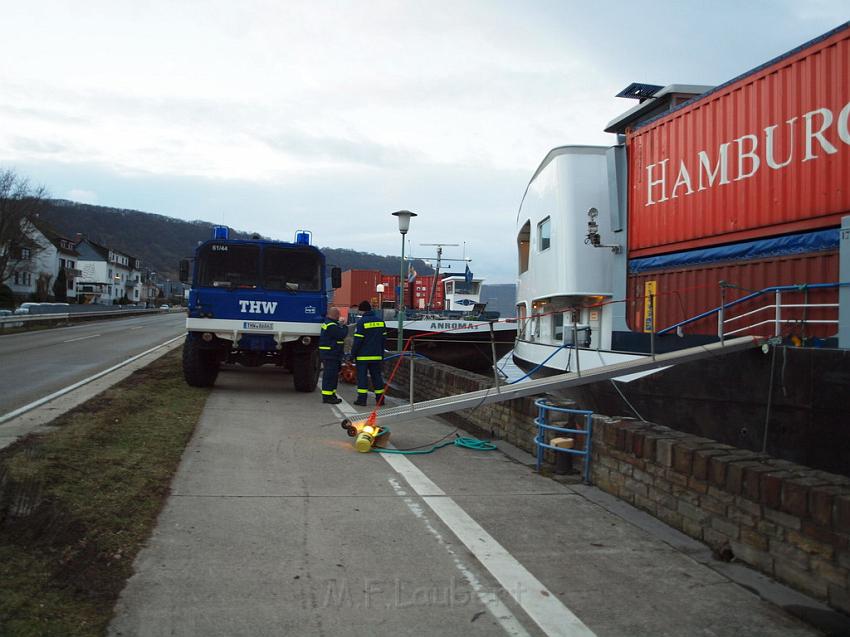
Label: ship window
xmin=517 ymin=304 xmax=527 ymax=338
xmin=553 ymin=312 xmax=564 ymax=342
xmin=453 ymin=280 xmax=479 ymax=295
xmin=538 ymin=217 xmax=551 ymax=251
xmin=517 ymin=221 xmax=530 ymax=273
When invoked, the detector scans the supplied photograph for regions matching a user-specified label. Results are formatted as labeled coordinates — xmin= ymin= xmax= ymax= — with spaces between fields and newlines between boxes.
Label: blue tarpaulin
xmin=628 ymin=228 xmax=840 ymax=274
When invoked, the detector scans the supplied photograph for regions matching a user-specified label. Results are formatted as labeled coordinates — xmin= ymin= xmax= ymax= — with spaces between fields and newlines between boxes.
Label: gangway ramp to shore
xmin=343 ymin=335 xmax=760 ymax=429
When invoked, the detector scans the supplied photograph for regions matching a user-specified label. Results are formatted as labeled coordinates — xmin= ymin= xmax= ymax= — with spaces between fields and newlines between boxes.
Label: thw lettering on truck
xmin=238 ymin=300 xmax=278 ymax=314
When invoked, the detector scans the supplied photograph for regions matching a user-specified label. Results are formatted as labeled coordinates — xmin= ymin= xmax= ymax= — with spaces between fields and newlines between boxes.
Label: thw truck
xmin=178 ymin=227 xmax=341 ymax=391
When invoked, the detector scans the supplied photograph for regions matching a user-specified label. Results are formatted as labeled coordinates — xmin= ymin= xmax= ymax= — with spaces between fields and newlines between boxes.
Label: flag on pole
xmin=464 ymin=263 xmax=473 ymax=284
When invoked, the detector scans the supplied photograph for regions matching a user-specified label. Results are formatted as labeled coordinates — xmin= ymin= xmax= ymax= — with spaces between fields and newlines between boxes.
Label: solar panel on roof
xmin=615 ymin=83 xmax=663 ymax=100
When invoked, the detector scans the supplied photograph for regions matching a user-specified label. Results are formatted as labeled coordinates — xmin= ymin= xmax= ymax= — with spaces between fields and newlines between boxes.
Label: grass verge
xmin=0 ymin=348 xmax=210 ymax=636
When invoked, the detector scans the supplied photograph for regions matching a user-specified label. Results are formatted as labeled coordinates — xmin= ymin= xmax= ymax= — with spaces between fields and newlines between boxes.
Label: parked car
xmin=14 ymin=302 xmax=40 ymax=315
xmin=159 ymin=304 xmax=170 ymax=309
xmin=0 ymin=309 xmax=11 ymax=317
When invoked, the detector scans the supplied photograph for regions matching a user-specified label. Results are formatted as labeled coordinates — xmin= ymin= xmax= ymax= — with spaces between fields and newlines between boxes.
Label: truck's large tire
xmin=183 ymin=336 xmax=220 ymax=387
xmin=292 ymin=349 xmax=319 ymax=392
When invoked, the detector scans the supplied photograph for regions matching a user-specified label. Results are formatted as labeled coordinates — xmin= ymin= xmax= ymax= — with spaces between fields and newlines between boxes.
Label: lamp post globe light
xmin=376 ymin=283 xmax=385 ymax=320
xmin=391 ymin=210 xmax=417 ymax=352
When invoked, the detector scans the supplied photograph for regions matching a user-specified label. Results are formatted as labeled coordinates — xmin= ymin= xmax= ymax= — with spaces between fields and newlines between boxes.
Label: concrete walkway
xmin=109 ymin=367 xmax=822 ymax=637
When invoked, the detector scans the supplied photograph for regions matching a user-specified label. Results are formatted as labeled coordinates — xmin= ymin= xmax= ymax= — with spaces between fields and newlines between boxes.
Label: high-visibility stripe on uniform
xmin=354 ymin=333 xmax=365 ymax=338
xmin=357 ymin=388 xmax=368 ymax=394
xmin=319 ymin=346 xmax=331 ymax=350
xmin=363 ymin=321 xmax=385 ymax=329
xmin=374 ymin=388 xmax=384 ymax=394
xmin=356 ymin=355 xmax=382 ymax=361
xmin=321 ymin=390 xmax=335 ymax=395
xmin=336 ymin=340 xmax=344 ymax=344
xmin=321 ymin=322 xmax=334 ymax=329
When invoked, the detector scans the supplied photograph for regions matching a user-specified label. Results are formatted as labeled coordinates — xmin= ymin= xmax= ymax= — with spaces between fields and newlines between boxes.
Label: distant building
xmin=141 ymin=279 xmax=161 ymax=307
xmin=34 ymin=222 xmax=82 ymax=302
xmin=75 ymin=238 xmax=142 ymax=305
xmin=158 ymin=279 xmax=188 ymax=303
xmin=4 ymin=219 xmax=81 ymax=303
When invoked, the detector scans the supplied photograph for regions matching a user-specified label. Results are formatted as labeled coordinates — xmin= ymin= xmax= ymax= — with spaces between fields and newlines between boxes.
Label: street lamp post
xmin=391 ymin=210 xmax=417 ymax=351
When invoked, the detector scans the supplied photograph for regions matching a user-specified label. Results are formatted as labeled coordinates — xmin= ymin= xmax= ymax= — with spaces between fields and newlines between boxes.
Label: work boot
xmin=353 ymin=396 xmax=367 ymax=406
xmin=322 ymin=395 xmax=342 ymax=405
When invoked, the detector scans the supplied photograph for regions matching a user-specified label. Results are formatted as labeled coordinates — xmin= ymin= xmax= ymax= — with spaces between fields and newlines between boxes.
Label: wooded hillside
xmin=38 ymin=200 xmax=434 ymax=278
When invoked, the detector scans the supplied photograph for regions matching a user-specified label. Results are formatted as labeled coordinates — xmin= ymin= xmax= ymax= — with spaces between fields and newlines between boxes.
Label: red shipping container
xmin=332 ymin=270 xmax=444 ymax=310
xmin=415 ymin=275 xmax=445 ymax=310
xmin=335 ymin=269 xmax=384 ymax=308
xmin=627 ymin=251 xmax=839 ymax=337
xmin=627 ymin=25 xmax=850 ymax=258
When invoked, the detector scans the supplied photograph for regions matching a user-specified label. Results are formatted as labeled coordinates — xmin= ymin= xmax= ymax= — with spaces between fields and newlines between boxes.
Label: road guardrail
xmin=0 ymin=307 xmax=185 ymax=331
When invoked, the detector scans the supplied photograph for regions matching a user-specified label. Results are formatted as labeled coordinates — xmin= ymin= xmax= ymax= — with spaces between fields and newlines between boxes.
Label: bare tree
xmin=35 ymin=272 xmax=53 ymax=301
xmin=0 ymin=169 xmax=49 ymax=287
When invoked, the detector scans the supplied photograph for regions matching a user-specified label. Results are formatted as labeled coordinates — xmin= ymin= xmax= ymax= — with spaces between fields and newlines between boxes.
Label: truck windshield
xmin=262 ymin=246 xmax=322 ymax=292
xmin=196 ymin=243 xmax=260 ymax=288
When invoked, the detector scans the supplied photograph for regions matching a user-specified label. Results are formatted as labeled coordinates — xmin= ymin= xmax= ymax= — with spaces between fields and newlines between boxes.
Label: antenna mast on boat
xmin=420 ymin=243 xmax=459 ymax=311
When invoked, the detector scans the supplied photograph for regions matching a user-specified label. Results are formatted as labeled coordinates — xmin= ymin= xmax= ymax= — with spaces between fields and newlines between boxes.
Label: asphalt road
xmin=0 ymin=312 xmax=186 ymax=415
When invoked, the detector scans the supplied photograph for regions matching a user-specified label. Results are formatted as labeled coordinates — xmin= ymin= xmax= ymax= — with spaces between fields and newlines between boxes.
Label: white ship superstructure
xmin=512 ymin=146 xmax=644 ymax=376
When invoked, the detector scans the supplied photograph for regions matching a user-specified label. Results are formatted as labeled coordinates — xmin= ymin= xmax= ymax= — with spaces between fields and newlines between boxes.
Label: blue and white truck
xmin=178 ymin=227 xmax=341 ymax=391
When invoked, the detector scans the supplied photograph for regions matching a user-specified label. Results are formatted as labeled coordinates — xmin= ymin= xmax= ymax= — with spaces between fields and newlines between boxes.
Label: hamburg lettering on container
xmin=643 ymin=102 xmax=850 ymax=206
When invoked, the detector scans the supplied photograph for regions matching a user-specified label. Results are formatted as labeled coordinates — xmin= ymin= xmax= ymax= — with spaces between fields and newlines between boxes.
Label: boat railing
xmin=656 ymin=281 xmax=848 ymax=341
xmin=402 ymin=309 xmax=502 ymax=321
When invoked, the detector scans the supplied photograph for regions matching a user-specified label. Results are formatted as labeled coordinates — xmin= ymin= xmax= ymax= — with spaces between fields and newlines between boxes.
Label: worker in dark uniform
xmin=319 ymin=307 xmax=348 ymax=404
xmin=350 ymin=300 xmax=386 ymax=406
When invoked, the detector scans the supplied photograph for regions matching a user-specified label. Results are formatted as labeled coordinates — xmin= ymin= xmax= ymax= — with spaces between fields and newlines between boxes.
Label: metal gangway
xmin=342 ymin=335 xmax=760 ymax=429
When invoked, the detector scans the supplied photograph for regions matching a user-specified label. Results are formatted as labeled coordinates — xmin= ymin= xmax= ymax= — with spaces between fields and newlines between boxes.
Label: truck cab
xmin=180 ymin=227 xmax=341 ymax=391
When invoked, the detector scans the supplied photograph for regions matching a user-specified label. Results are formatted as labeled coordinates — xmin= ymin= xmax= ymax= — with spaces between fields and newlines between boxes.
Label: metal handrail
xmin=657 ymin=282 xmax=848 ymax=336
xmin=723 ymin=303 xmax=839 ymax=325
xmin=725 ymin=318 xmax=838 ymax=337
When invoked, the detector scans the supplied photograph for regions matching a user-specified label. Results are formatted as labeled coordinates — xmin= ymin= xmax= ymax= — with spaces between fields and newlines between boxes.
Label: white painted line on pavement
xmin=387 ymin=476 xmax=532 ymax=637
xmin=0 ymin=334 xmax=185 ymax=425
xmin=336 ymin=400 xmax=596 ymax=637
xmin=383 ymin=454 xmax=596 ymax=637
xmin=63 ymin=333 xmax=100 ymax=343
xmin=129 ymin=326 xmax=144 ymax=330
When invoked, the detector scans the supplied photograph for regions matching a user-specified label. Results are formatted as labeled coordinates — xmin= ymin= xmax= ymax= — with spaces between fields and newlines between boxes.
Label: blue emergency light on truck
xmin=178 ymin=227 xmax=341 ymax=392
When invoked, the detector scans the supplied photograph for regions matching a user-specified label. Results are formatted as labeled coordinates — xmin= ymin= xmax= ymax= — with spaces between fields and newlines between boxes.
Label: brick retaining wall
xmin=592 ymin=417 xmax=850 ymax=613
xmin=383 ymin=356 xmax=850 ymax=615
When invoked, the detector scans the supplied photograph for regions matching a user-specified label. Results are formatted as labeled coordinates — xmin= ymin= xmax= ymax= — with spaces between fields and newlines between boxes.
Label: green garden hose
xmin=371 ymin=428 xmax=496 ymax=455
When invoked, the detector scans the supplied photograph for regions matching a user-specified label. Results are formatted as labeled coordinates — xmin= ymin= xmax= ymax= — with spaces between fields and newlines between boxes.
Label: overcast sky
xmin=0 ymin=1 xmax=846 ymax=282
